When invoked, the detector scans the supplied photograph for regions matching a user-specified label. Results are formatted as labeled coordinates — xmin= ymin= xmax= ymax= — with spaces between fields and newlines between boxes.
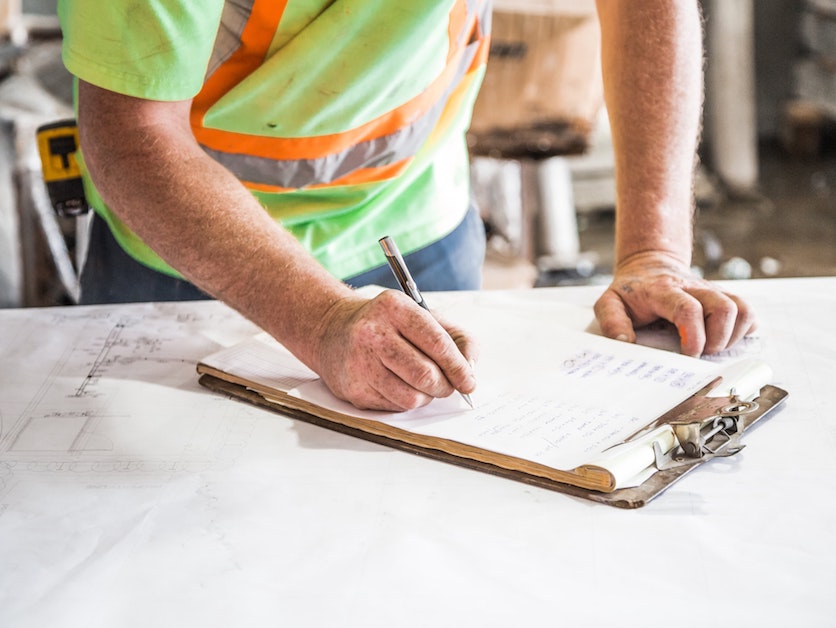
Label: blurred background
xmin=1 ymin=0 xmax=834 ymax=307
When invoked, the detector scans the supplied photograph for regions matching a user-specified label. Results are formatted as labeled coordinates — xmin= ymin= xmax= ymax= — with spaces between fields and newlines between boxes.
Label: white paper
xmin=203 ymin=298 xmax=720 ymax=473
xmin=2 ymin=280 xmax=835 ymax=627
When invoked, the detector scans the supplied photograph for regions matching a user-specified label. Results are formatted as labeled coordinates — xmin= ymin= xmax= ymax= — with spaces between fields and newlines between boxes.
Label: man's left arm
xmin=592 ymin=0 xmax=756 ymax=356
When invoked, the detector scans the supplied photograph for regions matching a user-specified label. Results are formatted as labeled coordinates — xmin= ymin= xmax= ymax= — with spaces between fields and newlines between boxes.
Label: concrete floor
xmin=694 ymin=140 xmax=836 ymax=280
xmin=553 ymin=139 xmax=836 ymax=286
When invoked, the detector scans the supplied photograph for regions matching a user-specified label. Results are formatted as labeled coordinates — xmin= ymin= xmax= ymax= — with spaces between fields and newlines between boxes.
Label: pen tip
xmin=461 ymin=392 xmax=474 ymax=409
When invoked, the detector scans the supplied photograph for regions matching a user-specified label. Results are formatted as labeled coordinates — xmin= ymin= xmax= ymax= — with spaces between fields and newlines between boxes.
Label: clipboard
xmin=197 ymin=369 xmax=788 ymax=509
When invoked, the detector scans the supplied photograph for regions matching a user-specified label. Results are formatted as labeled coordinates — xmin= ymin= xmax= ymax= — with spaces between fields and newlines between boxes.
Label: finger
xmin=726 ymin=293 xmax=758 ymax=349
xmin=323 ymin=294 xmax=442 ymax=409
xmin=593 ymin=289 xmax=637 ymax=343
xmin=344 ymin=382 xmax=405 ymax=412
xmin=367 ymin=290 xmax=475 ymax=397
xmin=401 ymin=312 xmax=477 ymax=396
xmin=652 ymin=291 xmax=707 ymax=357
xmin=366 ymin=366 xmax=434 ymax=411
xmin=686 ymin=287 xmax=738 ymax=355
xmin=341 ymin=372 xmax=432 ymax=413
xmin=363 ymin=308 xmax=459 ymax=399
xmin=380 ymin=339 xmax=457 ymax=401
xmin=336 ymin=333 xmax=437 ymax=411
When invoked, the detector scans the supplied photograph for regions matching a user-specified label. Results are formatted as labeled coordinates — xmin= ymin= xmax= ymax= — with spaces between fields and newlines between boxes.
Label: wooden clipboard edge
xmin=198 ymin=374 xmax=788 ymax=510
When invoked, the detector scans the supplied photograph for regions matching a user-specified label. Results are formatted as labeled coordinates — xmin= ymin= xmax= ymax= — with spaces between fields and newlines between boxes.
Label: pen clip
xmin=379 ymin=236 xmax=428 ymax=309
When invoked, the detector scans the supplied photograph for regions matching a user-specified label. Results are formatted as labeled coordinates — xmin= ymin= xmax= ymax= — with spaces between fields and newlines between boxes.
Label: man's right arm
xmin=77 ymin=81 xmax=477 ymax=410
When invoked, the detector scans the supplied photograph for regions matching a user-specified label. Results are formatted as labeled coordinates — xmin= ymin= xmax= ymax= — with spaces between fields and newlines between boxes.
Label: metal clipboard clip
xmin=625 ymin=359 xmax=781 ymax=472
xmin=593 ymin=360 xmax=788 ymax=508
xmin=652 ymin=393 xmax=759 ymax=470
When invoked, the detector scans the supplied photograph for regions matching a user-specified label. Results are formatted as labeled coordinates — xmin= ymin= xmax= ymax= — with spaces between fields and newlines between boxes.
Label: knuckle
xmin=424 ymin=333 xmax=451 ymax=358
xmin=705 ymin=296 xmax=739 ymax=329
xmin=715 ymin=296 xmax=739 ymax=319
xmin=413 ymin=364 xmax=440 ymax=391
xmin=709 ymin=308 xmax=736 ymax=332
xmin=387 ymin=386 xmax=429 ymax=411
xmin=376 ymin=289 xmax=411 ymax=314
xmin=672 ymin=298 xmax=703 ymax=323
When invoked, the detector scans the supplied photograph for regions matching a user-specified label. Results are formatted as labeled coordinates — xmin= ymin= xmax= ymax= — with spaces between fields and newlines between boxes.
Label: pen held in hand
xmin=378 ymin=235 xmax=475 ymax=409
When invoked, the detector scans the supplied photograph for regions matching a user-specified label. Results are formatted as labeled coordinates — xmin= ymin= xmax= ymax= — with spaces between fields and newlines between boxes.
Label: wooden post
xmin=705 ymin=0 xmax=759 ymax=195
xmin=0 ymin=0 xmax=23 ymax=42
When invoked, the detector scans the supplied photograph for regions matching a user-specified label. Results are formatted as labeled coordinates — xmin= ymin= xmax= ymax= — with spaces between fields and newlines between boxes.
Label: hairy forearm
xmin=78 ymin=82 xmax=355 ymax=372
xmin=595 ymin=0 xmax=704 ymax=266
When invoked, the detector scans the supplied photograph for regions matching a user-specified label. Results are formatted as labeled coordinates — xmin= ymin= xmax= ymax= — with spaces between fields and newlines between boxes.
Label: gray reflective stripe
xmin=475 ymin=0 xmax=492 ymax=41
xmin=462 ymin=0 xmax=489 ymax=45
xmin=205 ymin=0 xmax=255 ymax=80
xmin=203 ymin=37 xmax=482 ymax=188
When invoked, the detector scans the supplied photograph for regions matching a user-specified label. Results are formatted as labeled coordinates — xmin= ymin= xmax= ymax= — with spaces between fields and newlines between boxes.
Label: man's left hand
xmin=593 ymin=251 xmax=757 ymax=357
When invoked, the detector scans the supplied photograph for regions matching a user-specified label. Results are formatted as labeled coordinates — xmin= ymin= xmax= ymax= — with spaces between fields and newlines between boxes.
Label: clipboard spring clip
xmin=653 ymin=395 xmax=760 ymax=471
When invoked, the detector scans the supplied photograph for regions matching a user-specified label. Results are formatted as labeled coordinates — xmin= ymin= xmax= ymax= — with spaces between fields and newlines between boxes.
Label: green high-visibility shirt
xmin=58 ymin=0 xmax=490 ymax=279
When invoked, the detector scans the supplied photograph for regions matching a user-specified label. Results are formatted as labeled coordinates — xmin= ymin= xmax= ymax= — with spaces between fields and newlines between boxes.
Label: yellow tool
xmin=36 ymin=119 xmax=88 ymax=217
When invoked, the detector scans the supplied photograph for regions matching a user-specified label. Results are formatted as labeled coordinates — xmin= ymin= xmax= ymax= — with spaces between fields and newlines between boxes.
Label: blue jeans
xmin=344 ymin=204 xmax=486 ymax=291
xmin=79 ymin=206 xmax=485 ymax=305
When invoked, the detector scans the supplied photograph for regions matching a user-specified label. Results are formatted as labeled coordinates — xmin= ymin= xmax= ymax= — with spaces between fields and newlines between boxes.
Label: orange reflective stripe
xmin=468 ymin=23 xmax=490 ymax=72
xmin=448 ymin=0 xmax=468 ymax=60
xmin=191 ymin=0 xmax=482 ymax=161
xmin=194 ymin=47 xmax=465 ymax=159
xmin=191 ymin=0 xmax=288 ymax=131
xmin=202 ymin=32 xmax=484 ymax=188
xmin=240 ymin=61 xmax=486 ymax=195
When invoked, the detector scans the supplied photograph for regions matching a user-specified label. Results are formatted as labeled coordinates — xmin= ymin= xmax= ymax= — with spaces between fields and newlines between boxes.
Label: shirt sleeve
xmin=57 ymin=0 xmax=224 ymax=101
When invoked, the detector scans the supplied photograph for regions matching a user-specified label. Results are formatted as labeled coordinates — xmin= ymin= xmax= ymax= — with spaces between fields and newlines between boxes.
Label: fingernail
xmin=615 ymin=334 xmax=629 ymax=342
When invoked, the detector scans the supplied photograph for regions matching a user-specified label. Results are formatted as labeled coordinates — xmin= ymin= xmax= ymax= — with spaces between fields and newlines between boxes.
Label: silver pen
xmin=378 ymin=235 xmax=474 ymax=409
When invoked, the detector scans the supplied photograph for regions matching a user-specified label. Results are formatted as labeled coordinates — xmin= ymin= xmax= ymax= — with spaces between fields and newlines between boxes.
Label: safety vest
xmin=61 ymin=0 xmax=491 ymax=278
xmin=194 ymin=0 xmax=491 ymax=192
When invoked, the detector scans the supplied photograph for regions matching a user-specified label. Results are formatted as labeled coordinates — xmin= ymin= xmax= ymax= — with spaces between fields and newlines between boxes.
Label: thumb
xmin=593 ymin=290 xmax=636 ymax=343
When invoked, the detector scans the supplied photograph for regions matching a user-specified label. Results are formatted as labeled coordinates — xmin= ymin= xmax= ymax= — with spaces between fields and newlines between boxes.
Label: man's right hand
xmin=313 ymin=290 xmax=478 ymax=411
xmin=78 ymin=81 xmax=476 ymax=413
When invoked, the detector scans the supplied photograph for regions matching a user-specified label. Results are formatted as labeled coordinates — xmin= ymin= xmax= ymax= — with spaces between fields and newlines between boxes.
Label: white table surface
xmin=1 ymin=277 xmax=834 ymax=628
